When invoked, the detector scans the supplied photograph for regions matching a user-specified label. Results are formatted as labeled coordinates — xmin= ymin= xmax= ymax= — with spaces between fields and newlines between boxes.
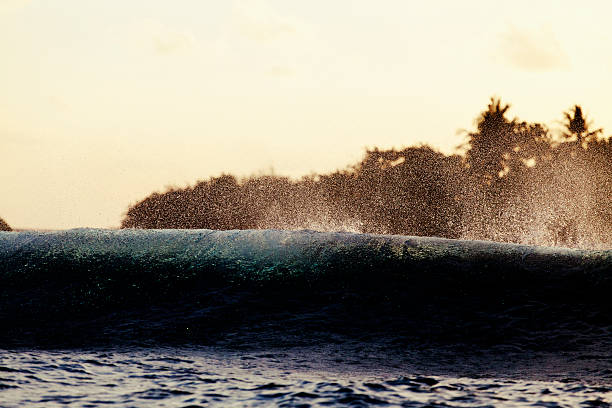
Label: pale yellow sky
xmin=2 ymin=0 xmax=612 ymax=229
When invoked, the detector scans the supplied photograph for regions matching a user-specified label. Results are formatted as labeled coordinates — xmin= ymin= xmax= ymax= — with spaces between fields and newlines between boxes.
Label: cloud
xmin=498 ymin=25 xmax=570 ymax=71
xmin=267 ymin=65 xmax=294 ymax=77
xmin=152 ymin=29 xmax=195 ymax=55
xmin=212 ymin=0 xmax=323 ymax=79
xmin=107 ymin=19 xmax=195 ymax=56
xmin=231 ymin=0 xmax=298 ymax=42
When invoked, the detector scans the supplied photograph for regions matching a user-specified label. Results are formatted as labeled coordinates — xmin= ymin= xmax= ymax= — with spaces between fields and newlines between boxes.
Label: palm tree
xmin=465 ymin=98 xmax=516 ymax=183
xmin=562 ymin=105 xmax=602 ymax=147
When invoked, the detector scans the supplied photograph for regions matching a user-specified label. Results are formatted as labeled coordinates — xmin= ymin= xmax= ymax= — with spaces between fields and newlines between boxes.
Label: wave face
xmin=0 ymin=228 xmax=611 ymax=348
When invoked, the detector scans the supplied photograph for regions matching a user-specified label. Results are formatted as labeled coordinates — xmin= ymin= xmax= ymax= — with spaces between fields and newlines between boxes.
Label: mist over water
xmin=460 ymin=151 xmax=611 ymax=249
xmin=119 ymin=99 xmax=611 ymax=250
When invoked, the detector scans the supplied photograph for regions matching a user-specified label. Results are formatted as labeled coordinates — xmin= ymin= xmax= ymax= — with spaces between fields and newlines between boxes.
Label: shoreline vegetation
xmin=0 ymin=218 xmax=11 ymax=232
xmin=121 ymin=98 xmax=612 ymax=248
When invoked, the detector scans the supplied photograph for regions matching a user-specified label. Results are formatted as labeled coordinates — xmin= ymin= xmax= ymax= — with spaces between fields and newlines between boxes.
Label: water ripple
xmin=0 ymin=347 xmax=611 ymax=407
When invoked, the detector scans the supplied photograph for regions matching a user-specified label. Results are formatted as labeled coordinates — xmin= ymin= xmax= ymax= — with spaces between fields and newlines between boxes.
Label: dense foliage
xmin=0 ymin=218 xmax=11 ymax=232
xmin=122 ymin=99 xmax=612 ymax=248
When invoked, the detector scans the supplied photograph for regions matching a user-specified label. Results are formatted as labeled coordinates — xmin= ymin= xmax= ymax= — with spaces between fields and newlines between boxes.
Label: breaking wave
xmin=0 ymin=228 xmax=610 ymax=348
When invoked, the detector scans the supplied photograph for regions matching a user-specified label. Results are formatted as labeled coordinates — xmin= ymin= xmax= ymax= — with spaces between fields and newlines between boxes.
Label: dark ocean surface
xmin=2 ymin=346 xmax=612 ymax=407
xmin=0 ymin=229 xmax=611 ymax=406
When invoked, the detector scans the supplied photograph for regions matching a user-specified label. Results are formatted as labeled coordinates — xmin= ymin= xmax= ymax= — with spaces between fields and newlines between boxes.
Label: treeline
xmin=122 ymin=99 xmax=612 ymax=248
xmin=0 ymin=218 xmax=11 ymax=232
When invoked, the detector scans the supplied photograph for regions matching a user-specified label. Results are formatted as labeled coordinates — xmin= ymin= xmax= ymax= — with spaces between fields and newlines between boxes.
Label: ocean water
xmin=2 ymin=347 xmax=612 ymax=407
xmin=1 ymin=229 xmax=611 ymax=407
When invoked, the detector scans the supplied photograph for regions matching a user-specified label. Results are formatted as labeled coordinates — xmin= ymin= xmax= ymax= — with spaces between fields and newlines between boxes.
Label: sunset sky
xmin=2 ymin=0 xmax=612 ymax=229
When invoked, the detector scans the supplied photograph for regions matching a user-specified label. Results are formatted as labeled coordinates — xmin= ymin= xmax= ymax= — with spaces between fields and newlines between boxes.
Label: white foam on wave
xmin=1 ymin=228 xmax=604 ymax=270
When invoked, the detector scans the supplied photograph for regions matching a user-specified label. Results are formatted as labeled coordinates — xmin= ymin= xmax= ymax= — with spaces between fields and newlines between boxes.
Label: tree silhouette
xmin=120 ymin=97 xmax=612 ymax=248
xmin=465 ymin=98 xmax=516 ymax=183
xmin=562 ymin=105 xmax=602 ymax=147
xmin=0 ymin=218 xmax=11 ymax=232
